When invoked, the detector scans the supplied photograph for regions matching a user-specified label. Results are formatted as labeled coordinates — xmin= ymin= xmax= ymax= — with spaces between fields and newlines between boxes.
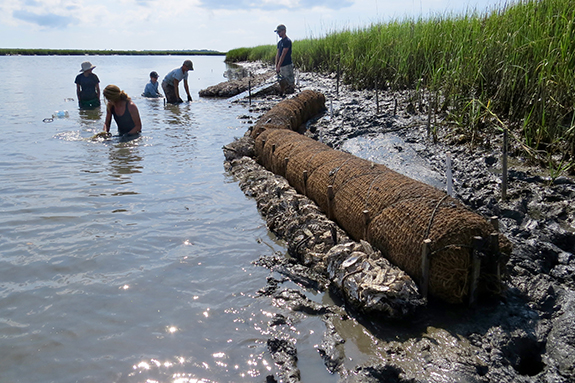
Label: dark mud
xmin=218 ymin=63 xmax=575 ymax=383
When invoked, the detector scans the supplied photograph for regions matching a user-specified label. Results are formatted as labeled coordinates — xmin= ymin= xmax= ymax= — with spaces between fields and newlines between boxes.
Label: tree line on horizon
xmin=226 ymin=0 xmax=575 ymax=177
xmin=0 ymin=48 xmax=226 ymax=56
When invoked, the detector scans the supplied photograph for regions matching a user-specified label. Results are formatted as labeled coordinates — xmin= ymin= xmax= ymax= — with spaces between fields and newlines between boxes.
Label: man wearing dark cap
xmin=274 ymin=24 xmax=295 ymax=94
xmin=162 ymin=60 xmax=194 ymax=103
xmin=142 ymin=71 xmax=163 ymax=98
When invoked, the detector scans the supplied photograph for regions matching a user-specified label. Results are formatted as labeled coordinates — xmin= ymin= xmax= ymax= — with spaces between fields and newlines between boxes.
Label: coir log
xmin=250 ymin=90 xmax=509 ymax=304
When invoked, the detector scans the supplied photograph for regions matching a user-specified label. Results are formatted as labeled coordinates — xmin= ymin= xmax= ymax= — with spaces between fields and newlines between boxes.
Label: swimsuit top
xmin=112 ymin=101 xmax=136 ymax=135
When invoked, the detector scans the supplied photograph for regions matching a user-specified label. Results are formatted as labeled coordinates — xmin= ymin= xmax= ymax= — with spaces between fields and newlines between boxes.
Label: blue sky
xmin=0 ymin=0 xmax=512 ymax=52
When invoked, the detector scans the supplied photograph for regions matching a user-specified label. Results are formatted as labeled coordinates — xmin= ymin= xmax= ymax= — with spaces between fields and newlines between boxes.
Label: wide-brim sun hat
xmin=80 ymin=61 xmax=96 ymax=72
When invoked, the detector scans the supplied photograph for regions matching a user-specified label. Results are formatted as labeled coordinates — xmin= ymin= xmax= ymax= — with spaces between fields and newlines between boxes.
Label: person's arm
xmin=95 ymin=83 xmax=100 ymax=100
xmin=126 ymin=102 xmax=142 ymax=135
xmin=103 ymin=103 xmax=113 ymax=133
xmin=275 ymin=50 xmax=281 ymax=73
xmin=184 ymin=78 xmax=192 ymax=101
xmin=76 ymin=84 xmax=81 ymax=100
xmin=173 ymin=79 xmax=182 ymax=102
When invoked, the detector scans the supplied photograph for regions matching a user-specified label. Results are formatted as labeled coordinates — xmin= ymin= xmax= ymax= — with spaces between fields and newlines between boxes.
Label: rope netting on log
xmin=250 ymin=90 xmax=510 ymax=304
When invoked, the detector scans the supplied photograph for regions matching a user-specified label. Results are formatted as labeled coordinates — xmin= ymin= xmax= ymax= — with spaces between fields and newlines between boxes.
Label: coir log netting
xmin=250 ymin=91 xmax=509 ymax=304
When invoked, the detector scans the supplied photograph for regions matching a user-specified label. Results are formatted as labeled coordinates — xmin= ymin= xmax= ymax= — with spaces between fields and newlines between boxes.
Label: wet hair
xmin=103 ymin=84 xmax=130 ymax=102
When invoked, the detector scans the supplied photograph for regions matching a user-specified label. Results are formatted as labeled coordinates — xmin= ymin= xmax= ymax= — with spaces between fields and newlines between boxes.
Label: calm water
xmin=0 ymin=55 xmax=374 ymax=383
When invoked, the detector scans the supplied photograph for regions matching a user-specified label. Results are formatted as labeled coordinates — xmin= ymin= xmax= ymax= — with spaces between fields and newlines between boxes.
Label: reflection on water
xmin=78 ymin=105 xmax=103 ymax=123
xmin=164 ymin=102 xmax=196 ymax=126
xmin=108 ymin=142 xmax=143 ymax=180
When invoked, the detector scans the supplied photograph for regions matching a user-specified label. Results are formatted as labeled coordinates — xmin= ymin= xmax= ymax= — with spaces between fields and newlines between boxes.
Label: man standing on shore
xmin=274 ymin=24 xmax=295 ymax=94
xmin=162 ymin=60 xmax=194 ymax=104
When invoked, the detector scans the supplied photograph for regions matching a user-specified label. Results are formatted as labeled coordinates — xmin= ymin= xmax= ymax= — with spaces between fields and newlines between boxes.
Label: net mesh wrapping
xmin=251 ymin=91 xmax=505 ymax=303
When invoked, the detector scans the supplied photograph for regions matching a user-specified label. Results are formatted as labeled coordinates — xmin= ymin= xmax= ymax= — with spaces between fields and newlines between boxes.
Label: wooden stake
xmin=469 ymin=236 xmax=484 ymax=306
xmin=446 ymin=152 xmax=453 ymax=197
xmin=363 ymin=210 xmax=370 ymax=240
xmin=421 ymin=239 xmax=432 ymax=299
xmin=330 ymin=224 xmax=337 ymax=245
xmin=327 ymin=185 xmax=334 ymax=220
xmin=502 ymin=128 xmax=508 ymax=200
xmin=336 ymin=58 xmax=340 ymax=97
xmin=490 ymin=216 xmax=499 ymax=231
xmin=375 ymin=79 xmax=379 ymax=114
xmin=303 ymin=170 xmax=308 ymax=196
xmin=490 ymin=232 xmax=501 ymax=288
xmin=284 ymin=157 xmax=289 ymax=176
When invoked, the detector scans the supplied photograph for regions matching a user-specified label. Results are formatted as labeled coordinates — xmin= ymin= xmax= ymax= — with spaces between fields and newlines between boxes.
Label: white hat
xmin=80 ymin=61 xmax=96 ymax=72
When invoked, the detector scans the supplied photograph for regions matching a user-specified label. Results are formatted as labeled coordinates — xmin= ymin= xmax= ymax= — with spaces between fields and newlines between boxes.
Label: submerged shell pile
xmin=225 ymin=154 xmax=424 ymax=319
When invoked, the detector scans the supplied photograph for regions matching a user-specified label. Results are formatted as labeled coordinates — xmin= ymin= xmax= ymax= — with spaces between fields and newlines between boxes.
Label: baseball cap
xmin=183 ymin=60 xmax=194 ymax=70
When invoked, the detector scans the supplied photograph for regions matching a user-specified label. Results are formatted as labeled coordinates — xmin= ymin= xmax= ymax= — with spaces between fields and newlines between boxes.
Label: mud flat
xmin=211 ymin=63 xmax=575 ymax=383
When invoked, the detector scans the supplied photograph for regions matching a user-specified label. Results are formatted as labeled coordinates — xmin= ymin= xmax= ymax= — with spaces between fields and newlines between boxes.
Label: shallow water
xmin=0 ymin=55 xmax=359 ymax=382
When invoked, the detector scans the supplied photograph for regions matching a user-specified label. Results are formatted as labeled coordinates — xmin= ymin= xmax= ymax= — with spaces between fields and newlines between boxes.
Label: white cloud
xmin=0 ymin=0 xmax=511 ymax=51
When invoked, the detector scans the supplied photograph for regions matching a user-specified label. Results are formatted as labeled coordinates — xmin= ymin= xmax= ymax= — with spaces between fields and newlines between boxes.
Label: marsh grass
xmin=227 ymin=0 xmax=575 ymax=173
xmin=226 ymin=45 xmax=276 ymax=63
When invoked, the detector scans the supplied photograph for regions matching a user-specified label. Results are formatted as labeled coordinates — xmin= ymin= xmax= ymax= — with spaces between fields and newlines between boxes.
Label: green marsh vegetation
xmin=227 ymin=0 xmax=575 ymax=177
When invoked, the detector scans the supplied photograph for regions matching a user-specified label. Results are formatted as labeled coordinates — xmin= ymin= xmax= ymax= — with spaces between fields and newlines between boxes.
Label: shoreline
xmin=216 ymin=63 xmax=575 ymax=383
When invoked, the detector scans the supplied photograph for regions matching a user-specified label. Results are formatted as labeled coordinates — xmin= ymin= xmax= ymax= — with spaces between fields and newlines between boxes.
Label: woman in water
xmin=103 ymin=85 xmax=142 ymax=136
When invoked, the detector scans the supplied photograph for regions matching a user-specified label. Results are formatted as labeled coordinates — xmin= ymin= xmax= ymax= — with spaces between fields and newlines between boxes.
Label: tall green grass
xmin=226 ymin=45 xmax=276 ymax=63
xmin=227 ymin=0 xmax=575 ymax=170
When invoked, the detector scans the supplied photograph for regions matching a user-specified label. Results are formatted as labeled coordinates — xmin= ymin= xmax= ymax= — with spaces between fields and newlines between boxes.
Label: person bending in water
xmin=103 ymin=85 xmax=142 ymax=136
xmin=162 ymin=60 xmax=194 ymax=104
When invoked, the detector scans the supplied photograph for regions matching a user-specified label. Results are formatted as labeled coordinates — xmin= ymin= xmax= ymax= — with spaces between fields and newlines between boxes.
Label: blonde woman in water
xmin=103 ymin=85 xmax=142 ymax=136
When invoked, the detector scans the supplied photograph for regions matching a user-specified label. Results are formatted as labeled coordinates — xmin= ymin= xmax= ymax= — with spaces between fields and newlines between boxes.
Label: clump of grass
xmin=226 ymin=45 xmax=276 ymax=63
xmin=227 ymin=0 xmax=575 ymax=174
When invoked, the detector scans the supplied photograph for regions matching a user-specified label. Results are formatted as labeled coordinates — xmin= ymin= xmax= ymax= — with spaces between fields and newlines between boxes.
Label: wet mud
xmin=219 ymin=63 xmax=575 ymax=383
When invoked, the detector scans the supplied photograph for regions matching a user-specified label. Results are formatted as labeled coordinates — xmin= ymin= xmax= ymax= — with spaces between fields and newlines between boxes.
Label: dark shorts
xmin=79 ymin=98 xmax=101 ymax=108
xmin=162 ymin=82 xmax=179 ymax=104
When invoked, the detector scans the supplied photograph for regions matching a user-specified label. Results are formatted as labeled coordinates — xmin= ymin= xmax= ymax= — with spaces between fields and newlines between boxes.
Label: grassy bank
xmin=0 ymin=49 xmax=225 ymax=56
xmin=227 ymin=0 xmax=575 ymax=175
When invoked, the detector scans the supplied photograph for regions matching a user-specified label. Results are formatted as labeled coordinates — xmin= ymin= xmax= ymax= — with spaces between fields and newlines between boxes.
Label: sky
xmin=0 ymin=0 xmax=512 ymax=52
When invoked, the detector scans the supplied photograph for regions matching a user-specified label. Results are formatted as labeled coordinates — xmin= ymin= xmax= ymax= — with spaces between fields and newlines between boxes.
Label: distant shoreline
xmin=0 ymin=48 xmax=226 ymax=56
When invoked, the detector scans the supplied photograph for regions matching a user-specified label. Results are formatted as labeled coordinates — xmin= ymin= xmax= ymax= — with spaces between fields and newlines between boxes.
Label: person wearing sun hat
xmin=161 ymin=59 xmax=194 ymax=104
xmin=75 ymin=61 xmax=101 ymax=108
xmin=274 ymin=24 xmax=295 ymax=94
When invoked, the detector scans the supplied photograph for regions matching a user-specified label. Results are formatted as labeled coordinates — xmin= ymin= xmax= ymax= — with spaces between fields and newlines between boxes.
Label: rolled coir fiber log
xmin=250 ymin=90 xmax=326 ymax=139
xmin=252 ymin=94 xmax=509 ymax=304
